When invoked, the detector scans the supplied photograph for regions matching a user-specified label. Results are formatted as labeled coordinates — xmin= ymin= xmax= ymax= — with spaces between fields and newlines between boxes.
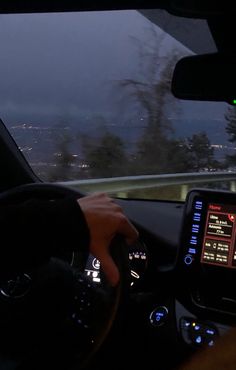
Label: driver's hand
xmin=78 ymin=192 xmax=138 ymax=287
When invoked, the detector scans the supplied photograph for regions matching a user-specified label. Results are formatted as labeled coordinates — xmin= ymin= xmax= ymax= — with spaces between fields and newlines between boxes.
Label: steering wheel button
xmin=194 ymin=335 xmax=203 ymax=345
xmin=206 ymin=328 xmax=215 ymax=335
xmin=181 ymin=318 xmax=191 ymax=328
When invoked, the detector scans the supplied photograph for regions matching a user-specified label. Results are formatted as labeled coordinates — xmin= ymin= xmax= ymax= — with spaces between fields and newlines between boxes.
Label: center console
xmin=177 ymin=188 xmax=236 ymax=315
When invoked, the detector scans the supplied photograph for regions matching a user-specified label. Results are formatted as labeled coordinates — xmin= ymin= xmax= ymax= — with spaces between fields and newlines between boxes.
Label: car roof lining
xmin=0 ymin=1 xmax=233 ymax=55
xmin=0 ymin=1 xmax=234 ymax=17
xmin=0 ymin=1 xmax=168 ymax=14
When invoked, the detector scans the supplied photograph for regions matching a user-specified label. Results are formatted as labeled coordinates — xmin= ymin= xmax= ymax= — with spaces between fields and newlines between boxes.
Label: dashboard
xmin=174 ymin=189 xmax=236 ymax=351
xmin=116 ymin=190 xmax=236 ymax=367
xmin=57 ymin=189 xmax=236 ymax=369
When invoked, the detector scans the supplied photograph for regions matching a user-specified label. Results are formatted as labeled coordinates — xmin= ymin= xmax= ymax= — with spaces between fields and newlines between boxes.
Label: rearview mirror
xmin=171 ymin=53 xmax=236 ymax=105
xmin=170 ymin=0 xmax=236 ymax=18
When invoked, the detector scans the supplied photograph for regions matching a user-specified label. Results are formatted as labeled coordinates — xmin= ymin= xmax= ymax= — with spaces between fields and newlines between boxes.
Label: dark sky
xmin=0 ymin=11 xmax=153 ymax=120
xmin=0 ymin=10 xmax=227 ymax=126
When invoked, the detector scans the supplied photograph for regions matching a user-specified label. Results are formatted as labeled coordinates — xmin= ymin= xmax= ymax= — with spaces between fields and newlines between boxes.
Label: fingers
xmin=78 ymin=192 xmax=139 ymax=287
xmin=117 ymin=214 xmax=139 ymax=245
xmin=98 ymin=252 xmax=120 ymax=287
xmin=102 ymin=195 xmax=139 ymax=244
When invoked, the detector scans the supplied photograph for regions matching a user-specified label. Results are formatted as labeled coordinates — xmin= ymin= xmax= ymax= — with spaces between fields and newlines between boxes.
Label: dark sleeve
xmin=0 ymin=197 xmax=90 ymax=277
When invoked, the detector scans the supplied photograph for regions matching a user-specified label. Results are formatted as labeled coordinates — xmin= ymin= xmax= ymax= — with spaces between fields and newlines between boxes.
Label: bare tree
xmin=119 ymin=28 xmax=183 ymax=174
xmin=225 ymin=106 xmax=236 ymax=167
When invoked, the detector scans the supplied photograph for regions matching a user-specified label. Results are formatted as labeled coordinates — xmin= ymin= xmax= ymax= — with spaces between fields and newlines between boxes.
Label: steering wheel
xmin=0 ymin=183 xmax=129 ymax=370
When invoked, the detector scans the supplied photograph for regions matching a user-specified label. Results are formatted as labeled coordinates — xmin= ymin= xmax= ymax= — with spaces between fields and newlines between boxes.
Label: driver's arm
xmin=0 ymin=192 xmax=138 ymax=286
xmin=0 ymin=195 xmax=90 ymax=278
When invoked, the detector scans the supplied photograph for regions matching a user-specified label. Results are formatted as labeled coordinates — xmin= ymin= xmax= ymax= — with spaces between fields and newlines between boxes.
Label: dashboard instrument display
xmin=84 ymin=240 xmax=147 ymax=287
xmin=85 ymin=255 xmax=101 ymax=283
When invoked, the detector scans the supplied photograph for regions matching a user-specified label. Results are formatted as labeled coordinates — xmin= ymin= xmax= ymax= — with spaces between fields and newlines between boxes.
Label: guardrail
xmin=58 ymin=171 xmax=236 ymax=200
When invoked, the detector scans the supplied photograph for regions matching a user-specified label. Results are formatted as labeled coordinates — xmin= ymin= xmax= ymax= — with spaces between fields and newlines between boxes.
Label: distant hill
xmin=4 ymin=116 xmax=233 ymax=165
xmin=171 ymin=118 xmax=229 ymax=145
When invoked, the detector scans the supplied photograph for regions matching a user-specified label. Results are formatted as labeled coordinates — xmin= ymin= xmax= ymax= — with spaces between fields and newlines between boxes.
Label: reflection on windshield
xmin=0 ymin=10 xmax=235 ymax=201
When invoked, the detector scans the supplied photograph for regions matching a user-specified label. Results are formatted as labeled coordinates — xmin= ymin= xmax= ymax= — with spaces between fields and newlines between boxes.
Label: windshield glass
xmin=1 ymin=10 xmax=234 ymax=201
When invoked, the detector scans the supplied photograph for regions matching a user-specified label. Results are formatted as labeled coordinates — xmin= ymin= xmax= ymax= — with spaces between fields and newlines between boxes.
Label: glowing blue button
xmin=149 ymin=306 xmax=168 ymax=327
xmin=195 ymin=336 xmax=202 ymax=344
xmin=188 ymin=248 xmax=196 ymax=254
xmin=206 ymin=329 xmax=215 ymax=335
xmin=184 ymin=255 xmax=193 ymax=265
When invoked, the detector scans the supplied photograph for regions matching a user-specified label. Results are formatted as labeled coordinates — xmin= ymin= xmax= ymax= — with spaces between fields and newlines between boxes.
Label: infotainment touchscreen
xmin=201 ymin=203 xmax=236 ymax=268
xmin=178 ymin=189 xmax=236 ymax=312
xmin=179 ymin=189 xmax=236 ymax=272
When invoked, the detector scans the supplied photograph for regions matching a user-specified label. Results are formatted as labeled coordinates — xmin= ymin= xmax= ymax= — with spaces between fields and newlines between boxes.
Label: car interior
xmin=0 ymin=1 xmax=236 ymax=370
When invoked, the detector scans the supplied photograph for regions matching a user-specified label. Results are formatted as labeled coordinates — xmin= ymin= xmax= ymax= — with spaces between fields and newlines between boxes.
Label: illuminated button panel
xmin=183 ymin=200 xmax=204 ymax=266
xmin=180 ymin=317 xmax=218 ymax=347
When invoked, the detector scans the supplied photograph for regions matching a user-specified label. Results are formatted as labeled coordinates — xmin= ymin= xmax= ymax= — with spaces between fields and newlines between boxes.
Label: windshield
xmin=1 ymin=10 xmax=234 ymax=201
